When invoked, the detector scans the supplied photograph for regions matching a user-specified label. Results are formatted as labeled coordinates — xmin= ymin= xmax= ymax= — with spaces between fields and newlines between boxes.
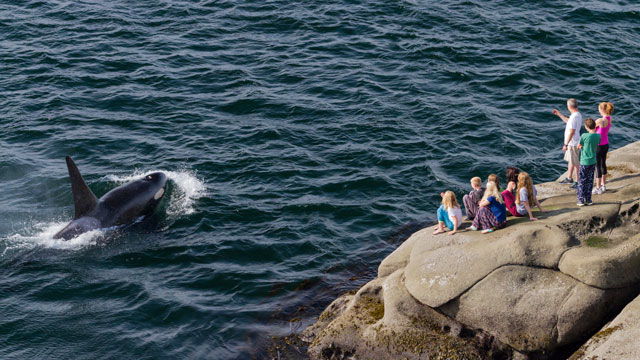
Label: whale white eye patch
xmin=147 ymin=175 xmax=153 ymax=180
xmin=154 ymin=188 xmax=164 ymax=200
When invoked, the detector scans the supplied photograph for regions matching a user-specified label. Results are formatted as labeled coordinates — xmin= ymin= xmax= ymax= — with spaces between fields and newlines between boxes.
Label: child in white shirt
xmin=433 ymin=191 xmax=463 ymax=236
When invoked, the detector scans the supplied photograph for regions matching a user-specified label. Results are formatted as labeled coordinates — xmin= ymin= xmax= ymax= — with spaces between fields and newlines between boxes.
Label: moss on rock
xmin=364 ymin=297 xmax=384 ymax=323
xmin=591 ymin=324 xmax=623 ymax=343
xmin=585 ymin=236 xmax=608 ymax=248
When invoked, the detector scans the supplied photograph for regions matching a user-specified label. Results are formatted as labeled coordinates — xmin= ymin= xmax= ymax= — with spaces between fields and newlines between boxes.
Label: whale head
xmin=97 ymin=171 xmax=169 ymax=226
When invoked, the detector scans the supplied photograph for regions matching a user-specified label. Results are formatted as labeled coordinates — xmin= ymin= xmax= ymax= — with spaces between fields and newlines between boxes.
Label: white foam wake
xmin=1 ymin=221 xmax=105 ymax=254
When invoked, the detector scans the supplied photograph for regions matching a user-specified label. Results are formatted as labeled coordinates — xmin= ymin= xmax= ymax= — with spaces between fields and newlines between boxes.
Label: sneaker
xmin=559 ymin=178 xmax=574 ymax=184
xmin=586 ymin=202 xmax=593 ymax=206
xmin=601 ymin=185 xmax=606 ymax=193
xmin=570 ymin=182 xmax=578 ymax=189
xmin=592 ymin=187 xmax=601 ymax=195
xmin=577 ymin=202 xmax=585 ymax=207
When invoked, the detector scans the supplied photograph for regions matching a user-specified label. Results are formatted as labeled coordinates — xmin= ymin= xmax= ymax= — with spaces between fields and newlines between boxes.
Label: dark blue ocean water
xmin=1 ymin=0 xmax=640 ymax=358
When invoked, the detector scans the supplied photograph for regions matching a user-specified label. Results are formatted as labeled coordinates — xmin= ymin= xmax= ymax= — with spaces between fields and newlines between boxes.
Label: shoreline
xmin=300 ymin=141 xmax=640 ymax=360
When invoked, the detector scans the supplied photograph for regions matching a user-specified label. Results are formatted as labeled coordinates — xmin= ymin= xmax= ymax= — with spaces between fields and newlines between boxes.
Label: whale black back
xmin=65 ymin=156 xmax=98 ymax=219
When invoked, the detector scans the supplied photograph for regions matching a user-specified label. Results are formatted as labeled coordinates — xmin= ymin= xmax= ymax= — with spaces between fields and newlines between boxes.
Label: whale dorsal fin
xmin=65 ymin=156 xmax=98 ymax=219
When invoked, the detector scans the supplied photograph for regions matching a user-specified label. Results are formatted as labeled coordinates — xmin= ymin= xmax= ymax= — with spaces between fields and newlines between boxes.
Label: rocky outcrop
xmin=304 ymin=141 xmax=640 ymax=359
xmin=440 ymin=265 xmax=630 ymax=352
xmin=570 ymin=292 xmax=640 ymax=360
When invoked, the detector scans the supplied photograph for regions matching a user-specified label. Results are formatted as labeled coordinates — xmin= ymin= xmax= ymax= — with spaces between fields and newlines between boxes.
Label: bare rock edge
xmin=302 ymin=141 xmax=640 ymax=360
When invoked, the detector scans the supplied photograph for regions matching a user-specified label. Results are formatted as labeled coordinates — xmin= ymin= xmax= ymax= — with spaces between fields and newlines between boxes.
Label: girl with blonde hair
xmin=516 ymin=172 xmax=546 ymax=221
xmin=469 ymin=181 xmax=507 ymax=233
xmin=594 ymin=102 xmax=614 ymax=194
xmin=433 ymin=191 xmax=462 ymax=236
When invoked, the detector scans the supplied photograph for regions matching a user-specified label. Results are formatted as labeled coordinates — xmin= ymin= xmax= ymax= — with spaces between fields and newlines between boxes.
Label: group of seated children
xmin=433 ymin=169 xmax=546 ymax=236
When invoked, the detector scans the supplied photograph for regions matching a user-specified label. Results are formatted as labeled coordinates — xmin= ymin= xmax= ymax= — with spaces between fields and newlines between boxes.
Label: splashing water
xmin=1 ymin=221 xmax=105 ymax=254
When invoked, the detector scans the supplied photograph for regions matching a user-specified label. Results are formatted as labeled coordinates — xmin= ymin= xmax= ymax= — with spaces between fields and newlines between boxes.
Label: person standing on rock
xmin=553 ymin=98 xmax=582 ymax=188
xmin=577 ymin=118 xmax=601 ymax=206
xmin=594 ymin=102 xmax=614 ymax=194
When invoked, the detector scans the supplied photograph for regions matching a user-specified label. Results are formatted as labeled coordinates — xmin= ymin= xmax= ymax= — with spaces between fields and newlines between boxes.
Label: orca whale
xmin=54 ymin=157 xmax=168 ymax=240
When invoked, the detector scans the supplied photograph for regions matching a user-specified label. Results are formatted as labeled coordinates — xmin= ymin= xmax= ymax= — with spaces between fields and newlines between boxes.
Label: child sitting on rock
xmin=501 ymin=181 xmax=522 ymax=217
xmin=487 ymin=173 xmax=501 ymax=192
xmin=516 ymin=172 xmax=546 ymax=221
xmin=577 ymin=118 xmax=602 ymax=206
xmin=502 ymin=167 xmax=521 ymax=216
xmin=469 ymin=181 xmax=507 ymax=233
xmin=462 ymin=177 xmax=485 ymax=220
xmin=434 ymin=191 xmax=463 ymax=236
xmin=506 ymin=167 xmax=520 ymax=193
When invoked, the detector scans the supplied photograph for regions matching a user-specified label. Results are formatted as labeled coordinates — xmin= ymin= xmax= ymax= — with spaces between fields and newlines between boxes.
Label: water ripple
xmin=2 ymin=0 xmax=640 ymax=358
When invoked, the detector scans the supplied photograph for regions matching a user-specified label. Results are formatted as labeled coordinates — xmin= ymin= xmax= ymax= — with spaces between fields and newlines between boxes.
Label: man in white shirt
xmin=553 ymin=98 xmax=582 ymax=187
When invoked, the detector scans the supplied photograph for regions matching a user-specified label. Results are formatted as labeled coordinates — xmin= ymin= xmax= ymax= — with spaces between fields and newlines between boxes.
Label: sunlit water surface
xmin=1 ymin=1 xmax=640 ymax=359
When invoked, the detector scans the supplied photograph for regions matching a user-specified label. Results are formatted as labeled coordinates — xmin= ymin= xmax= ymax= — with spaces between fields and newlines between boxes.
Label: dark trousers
xmin=596 ymin=144 xmax=609 ymax=178
xmin=577 ymin=164 xmax=596 ymax=203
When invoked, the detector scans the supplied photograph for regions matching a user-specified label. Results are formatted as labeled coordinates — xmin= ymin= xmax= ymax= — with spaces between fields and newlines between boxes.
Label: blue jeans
xmin=437 ymin=205 xmax=454 ymax=229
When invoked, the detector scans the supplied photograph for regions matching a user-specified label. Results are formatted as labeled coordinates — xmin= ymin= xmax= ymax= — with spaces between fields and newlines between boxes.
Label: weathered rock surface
xmin=570 ymin=292 xmax=640 ymax=360
xmin=303 ymin=269 xmax=517 ymax=360
xmin=559 ymin=233 xmax=640 ymax=289
xmin=377 ymin=231 xmax=420 ymax=278
xmin=440 ymin=265 xmax=632 ymax=352
xmin=405 ymin=223 xmax=570 ymax=308
xmin=305 ymin=141 xmax=640 ymax=359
